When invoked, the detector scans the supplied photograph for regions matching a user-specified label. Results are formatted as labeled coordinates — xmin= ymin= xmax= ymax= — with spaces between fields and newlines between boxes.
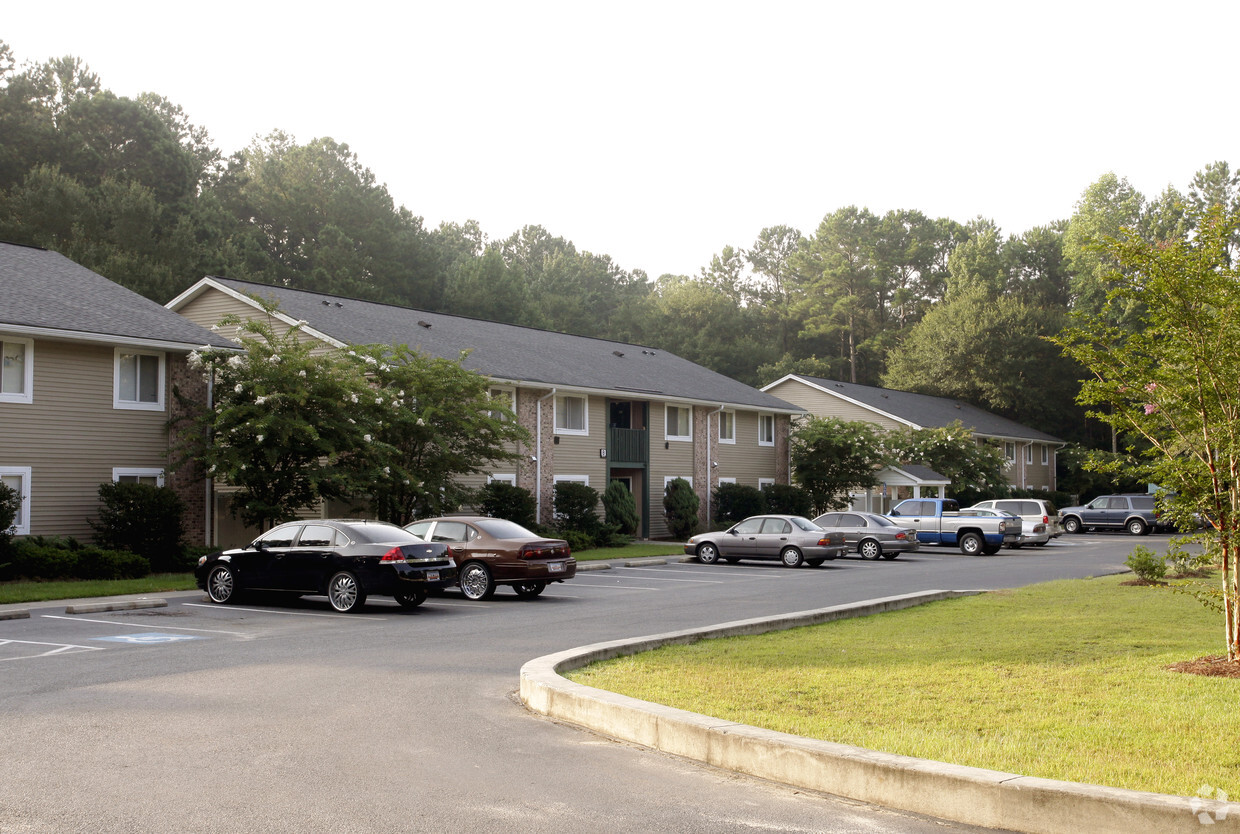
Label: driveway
xmin=0 ymin=535 xmax=1143 ymax=832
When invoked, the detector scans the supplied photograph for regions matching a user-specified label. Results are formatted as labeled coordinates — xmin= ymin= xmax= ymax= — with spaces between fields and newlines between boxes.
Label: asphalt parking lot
xmin=0 ymin=534 xmax=1152 ymax=833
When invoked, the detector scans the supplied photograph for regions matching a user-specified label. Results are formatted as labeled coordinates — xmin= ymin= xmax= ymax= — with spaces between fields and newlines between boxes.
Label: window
xmin=298 ymin=525 xmax=342 ymax=547
xmin=717 ymin=477 xmax=736 ymax=485
xmin=761 ymin=518 xmax=792 ymax=534
xmin=257 ymin=524 xmax=298 ymax=548
xmin=555 ymin=395 xmax=587 ymax=435
xmin=488 ymin=387 xmax=515 ymax=421
xmin=734 ymin=517 xmax=763 ymax=534
xmin=554 ymin=474 xmax=590 ymax=486
xmin=1003 ymin=441 xmax=1016 ymax=462
xmin=1 ymin=338 xmax=32 ymax=403
xmin=487 ymin=473 xmax=517 ymax=486
xmin=664 ymin=475 xmax=692 ymax=489
xmin=431 ymin=521 xmax=472 ymax=542
xmin=112 ymin=468 xmax=165 ymax=487
xmin=718 ymin=410 xmax=735 ymax=443
xmin=758 ymin=478 xmax=775 ymax=490
xmin=758 ymin=413 xmax=775 ymax=446
xmin=1041 ymin=445 xmax=1049 ymax=465
xmin=114 ymin=349 xmax=164 ymax=410
xmin=666 ymin=405 xmax=692 ymax=441
xmin=1024 ymin=444 xmax=1033 ymax=464
xmin=0 ymin=467 xmax=30 ymax=535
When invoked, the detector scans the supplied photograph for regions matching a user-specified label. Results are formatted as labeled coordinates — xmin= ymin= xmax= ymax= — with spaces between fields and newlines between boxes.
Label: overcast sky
xmin=5 ymin=1 xmax=1238 ymax=279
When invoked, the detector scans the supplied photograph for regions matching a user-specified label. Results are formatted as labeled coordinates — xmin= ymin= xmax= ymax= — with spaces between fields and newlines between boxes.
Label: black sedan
xmin=196 ymin=519 xmax=459 ymax=613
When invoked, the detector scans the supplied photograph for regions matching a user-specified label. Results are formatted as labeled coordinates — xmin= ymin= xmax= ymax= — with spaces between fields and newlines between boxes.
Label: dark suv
xmin=1058 ymin=494 xmax=1164 ymax=536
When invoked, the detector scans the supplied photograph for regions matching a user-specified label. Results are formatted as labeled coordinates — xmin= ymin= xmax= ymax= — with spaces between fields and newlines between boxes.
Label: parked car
xmin=404 ymin=516 xmax=575 ymax=600
xmin=684 ymin=515 xmax=847 ymax=567
xmin=958 ymin=507 xmax=1047 ymax=548
xmin=968 ymin=498 xmax=1063 ymax=541
xmin=196 ymin=519 xmax=458 ymax=613
xmin=811 ymin=511 xmax=920 ymax=559
xmin=887 ymin=498 xmax=1020 ymax=555
xmin=1058 ymin=494 xmax=1166 ymax=536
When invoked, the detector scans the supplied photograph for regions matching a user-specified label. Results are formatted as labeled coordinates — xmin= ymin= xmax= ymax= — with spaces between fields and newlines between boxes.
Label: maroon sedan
xmin=404 ymin=516 xmax=576 ymax=600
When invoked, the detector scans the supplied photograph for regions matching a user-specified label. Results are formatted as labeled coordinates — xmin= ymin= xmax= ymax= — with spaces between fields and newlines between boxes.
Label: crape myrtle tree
xmin=791 ymin=417 xmax=891 ymax=515
xmin=174 ymin=312 xmax=382 ymax=531
xmin=175 ymin=307 xmax=527 ymax=531
xmin=349 ymin=344 xmax=528 ymax=525
xmin=1054 ymin=206 xmax=1240 ymax=661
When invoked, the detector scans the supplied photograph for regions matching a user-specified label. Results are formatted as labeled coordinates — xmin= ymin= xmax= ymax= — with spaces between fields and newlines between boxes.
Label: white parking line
xmin=0 ymin=638 xmax=105 ymax=661
xmin=43 ymin=614 xmax=253 ymax=636
xmin=181 ymin=603 xmax=384 ymax=621
xmin=625 ymin=566 xmax=793 ymax=579
xmin=605 ymin=570 xmax=729 ymax=584
xmin=567 ymin=582 xmax=662 ymax=591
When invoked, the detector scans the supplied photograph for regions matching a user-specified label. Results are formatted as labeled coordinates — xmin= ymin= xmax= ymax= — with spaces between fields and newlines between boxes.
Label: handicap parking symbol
xmin=91 ymin=632 xmax=206 ymax=644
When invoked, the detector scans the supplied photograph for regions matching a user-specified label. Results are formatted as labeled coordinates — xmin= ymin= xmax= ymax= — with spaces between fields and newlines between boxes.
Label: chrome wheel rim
xmin=461 ymin=565 xmax=488 ymax=600
xmin=208 ymin=567 xmax=232 ymax=602
xmin=329 ymin=574 xmax=358 ymax=611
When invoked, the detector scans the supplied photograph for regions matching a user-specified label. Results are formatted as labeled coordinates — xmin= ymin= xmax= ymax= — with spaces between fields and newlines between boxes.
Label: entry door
xmin=723 ymin=517 xmax=764 ymax=557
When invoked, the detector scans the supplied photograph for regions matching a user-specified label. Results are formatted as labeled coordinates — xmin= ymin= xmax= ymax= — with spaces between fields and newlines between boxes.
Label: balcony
xmin=608 ymin=427 xmax=648 ymax=465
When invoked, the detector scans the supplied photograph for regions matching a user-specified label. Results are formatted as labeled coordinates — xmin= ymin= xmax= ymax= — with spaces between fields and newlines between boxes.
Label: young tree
xmin=1054 ymin=206 xmax=1240 ymax=661
xmin=350 ymin=344 xmax=529 ymax=525
xmin=790 ymin=417 xmax=891 ymax=514
xmin=886 ymin=422 xmax=1008 ymax=506
xmin=174 ymin=311 xmax=379 ymax=531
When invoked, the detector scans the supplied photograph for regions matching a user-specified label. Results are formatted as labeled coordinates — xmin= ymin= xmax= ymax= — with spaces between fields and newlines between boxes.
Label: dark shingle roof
xmin=196 ymin=277 xmax=802 ymax=412
xmin=788 ymin=375 xmax=1061 ymax=443
xmin=0 ymin=243 xmax=236 ymax=350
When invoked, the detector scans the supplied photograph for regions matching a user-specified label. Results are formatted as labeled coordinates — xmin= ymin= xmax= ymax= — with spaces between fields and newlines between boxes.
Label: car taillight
xmin=1042 ymin=515 xmax=1049 ymax=524
xmin=895 ymin=532 xmax=907 ymax=540
xmin=380 ymin=547 xmax=406 ymax=563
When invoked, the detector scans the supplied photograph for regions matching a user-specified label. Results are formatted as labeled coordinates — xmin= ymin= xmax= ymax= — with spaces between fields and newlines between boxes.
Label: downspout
xmin=535 ymin=388 xmax=557 ymax=525
xmin=205 ymin=359 xmax=214 ymax=548
xmin=706 ymin=404 xmax=724 ymax=529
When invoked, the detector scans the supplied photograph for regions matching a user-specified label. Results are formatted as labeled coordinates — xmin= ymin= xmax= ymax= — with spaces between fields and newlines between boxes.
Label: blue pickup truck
xmin=888 ymin=498 xmax=1020 ymax=555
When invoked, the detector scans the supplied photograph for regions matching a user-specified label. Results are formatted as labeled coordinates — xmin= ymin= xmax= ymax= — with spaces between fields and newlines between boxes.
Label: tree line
xmin=3 ymin=42 xmax=1237 ymax=451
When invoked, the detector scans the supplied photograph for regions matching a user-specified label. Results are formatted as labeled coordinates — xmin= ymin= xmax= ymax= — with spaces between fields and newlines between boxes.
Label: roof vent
xmin=613 ymin=350 xmax=624 ymax=357
xmin=418 ymin=320 xmax=432 ymax=329
xmin=334 ymin=302 xmax=343 ymax=307
xmin=955 ymin=403 xmax=962 ymax=408
xmin=321 ymin=300 xmax=330 ymax=305
xmin=881 ymin=393 xmax=888 ymax=398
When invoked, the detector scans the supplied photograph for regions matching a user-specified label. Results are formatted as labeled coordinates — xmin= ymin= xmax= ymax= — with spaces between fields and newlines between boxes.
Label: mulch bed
xmin=1166 ymin=656 xmax=1240 ymax=678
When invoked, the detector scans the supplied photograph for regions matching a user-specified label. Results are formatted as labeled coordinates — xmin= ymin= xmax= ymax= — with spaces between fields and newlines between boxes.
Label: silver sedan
xmin=812 ymin=511 xmax=921 ymax=560
xmin=684 ymin=515 xmax=847 ymax=568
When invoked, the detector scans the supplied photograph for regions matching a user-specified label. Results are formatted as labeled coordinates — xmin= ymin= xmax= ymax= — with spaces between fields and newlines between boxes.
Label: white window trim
xmin=717 ymin=476 xmax=736 ymax=485
xmin=553 ymin=474 xmax=590 ymax=486
xmin=718 ymin=409 xmax=736 ymax=444
xmin=1025 ymin=444 xmax=1033 ymax=464
xmin=758 ymin=413 xmax=775 ymax=447
xmin=1004 ymin=441 xmax=1016 ymax=462
xmin=554 ymin=395 xmax=589 ymax=436
xmin=0 ymin=466 xmax=31 ymax=535
xmin=1041 ymin=445 xmax=1050 ymax=465
xmin=0 ymin=337 xmax=33 ymax=404
xmin=488 ymin=386 xmax=516 ymax=420
xmin=758 ymin=478 xmax=775 ymax=490
xmin=665 ymin=405 xmax=692 ymax=442
xmin=487 ymin=473 xmax=517 ymax=486
xmin=113 ymin=348 xmax=166 ymax=411
xmin=664 ymin=475 xmax=693 ymax=488
xmin=112 ymin=467 xmax=166 ymax=487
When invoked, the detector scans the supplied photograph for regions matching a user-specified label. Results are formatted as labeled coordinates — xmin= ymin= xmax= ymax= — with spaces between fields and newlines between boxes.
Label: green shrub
xmin=603 ymin=480 xmax=639 ymax=535
xmin=559 ymin=528 xmax=597 ymax=552
xmin=90 ymin=482 xmax=187 ymax=571
xmin=2 ymin=536 xmax=149 ymax=581
xmin=554 ymin=481 xmax=602 ymax=535
xmin=713 ymin=483 xmax=766 ymax=524
xmin=663 ymin=478 xmax=700 ymax=540
xmin=0 ymin=480 xmax=19 ymax=561
xmin=762 ymin=483 xmax=812 ymax=517
xmin=1125 ymin=545 xmax=1167 ymax=582
xmin=478 ymin=481 xmax=537 ymax=528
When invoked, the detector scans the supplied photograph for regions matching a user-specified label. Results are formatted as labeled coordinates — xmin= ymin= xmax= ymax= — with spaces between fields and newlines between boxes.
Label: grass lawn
xmin=567 ymin=574 xmax=1238 ymax=798
xmin=572 ymin=542 xmax=686 ymax=561
xmin=0 ymin=573 xmax=198 ymax=605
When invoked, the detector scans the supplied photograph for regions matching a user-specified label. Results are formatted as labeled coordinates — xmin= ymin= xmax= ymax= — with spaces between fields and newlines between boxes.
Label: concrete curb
xmin=64 ymin=598 xmax=168 ymax=614
xmin=0 ymin=608 xmax=30 ymax=620
xmin=520 ymin=591 xmax=1240 ymax=833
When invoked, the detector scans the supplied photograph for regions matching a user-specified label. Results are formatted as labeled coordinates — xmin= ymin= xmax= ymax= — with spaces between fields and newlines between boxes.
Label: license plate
xmin=549 ymin=562 xmax=563 ymax=573
xmin=427 ymin=571 xmax=439 ymax=581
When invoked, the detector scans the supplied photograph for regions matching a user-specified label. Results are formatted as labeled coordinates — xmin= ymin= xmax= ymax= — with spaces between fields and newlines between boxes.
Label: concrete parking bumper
xmin=520 ymin=590 xmax=1240 ymax=834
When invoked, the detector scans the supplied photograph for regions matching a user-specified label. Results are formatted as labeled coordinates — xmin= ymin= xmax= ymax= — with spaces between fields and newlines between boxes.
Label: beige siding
xmin=0 ymin=337 xmax=175 ymax=540
xmin=177 ymin=291 xmax=325 ymax=352
xmin=766 ymin=379 xmax=906 ymax=431
xmin=712 ymin=410 xmax=780 ymax=490
xmin=549 ymin=395 xmax=608 ymax=489
xmin=648 ymin=401 xmax=696 ymax=538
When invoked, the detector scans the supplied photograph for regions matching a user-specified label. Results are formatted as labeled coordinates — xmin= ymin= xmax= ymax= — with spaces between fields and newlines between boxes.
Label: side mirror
xmin=253 ymin=539 xmax=267 ymax=552
xmin=727 ymin=529 xmax=739 ymax=535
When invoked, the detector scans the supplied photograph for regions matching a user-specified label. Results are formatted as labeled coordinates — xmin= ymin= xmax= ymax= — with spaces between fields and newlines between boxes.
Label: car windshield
xmin=789 ymin=516 xmax=822 ymax=531
xmin=473 ymin=518 xmax=539 ymax=539
xmin=341 ymin=522 xmax=426 ymax=545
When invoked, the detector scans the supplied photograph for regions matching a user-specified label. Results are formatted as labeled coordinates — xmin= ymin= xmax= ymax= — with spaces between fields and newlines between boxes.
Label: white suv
xmin=968 ymin=498 xmax=1063 ymax=544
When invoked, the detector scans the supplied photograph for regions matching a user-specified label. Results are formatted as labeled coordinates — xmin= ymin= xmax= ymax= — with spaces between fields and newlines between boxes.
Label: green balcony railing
xmin=608 ymin=427 xmax=648 ymax=465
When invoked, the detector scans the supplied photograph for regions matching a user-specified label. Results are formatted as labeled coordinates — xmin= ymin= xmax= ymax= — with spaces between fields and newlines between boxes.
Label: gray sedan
xmin=812 ymin=511 xmax=921 ymax=560
xmin=684 ymin=515 xmax=847 ymax=567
